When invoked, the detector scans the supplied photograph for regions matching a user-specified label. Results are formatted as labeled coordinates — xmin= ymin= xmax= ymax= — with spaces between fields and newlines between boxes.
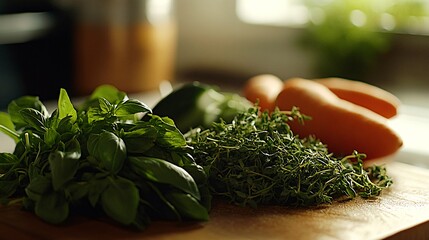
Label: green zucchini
xmin=152 ymin=82 xmax=251 ymax=133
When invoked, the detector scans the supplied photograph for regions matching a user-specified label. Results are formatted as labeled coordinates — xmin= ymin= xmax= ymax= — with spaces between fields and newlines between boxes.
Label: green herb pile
xmin=186 ymin=107 xmax=392 ymax=208
xmin=0 ymin=85 xmax=210 ymax=229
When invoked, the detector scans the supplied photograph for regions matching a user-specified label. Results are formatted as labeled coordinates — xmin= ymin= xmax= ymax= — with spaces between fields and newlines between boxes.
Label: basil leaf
xmin=170 ymin=152 xmax=196 ymax=166
xmin=48 ymin=151 xmax=80 ymax=191
xmin=0 ymin=112 xmax=19 ymax=142
xmin=25 ymin=175 xmax=52 ymax=201
xmin=0 ymin=179 xmax=18 ymax=199
xmin=78 ymin=85 xmax=127 ymax=112
xmin=0 ymin=112 xmax=15 ymax=131
xmin=150 ymin=116 xmax=186 ymax=149
xmin=35 ymin=191 xmax=69 ymax=224
xmin=8 ymin=96 xmax=48 ymax=130
xmin=87 ymin=131 xmax=126 ymax=174
xmin=164 ymin=191 xmax=209 ymax=221
xmin=88 ymin=177 xmax=109 ymax=207
xmin=0 ymin=84 xmax=213 ymax=228
xmin=56 ymin=117 xmax=80 ymax=143
xmin=129 ymin=156 xmax=200 ymax=200
xmin=132 ymin=205 xmax=151 ymax=230
xmin=0 ymin=153 xmax=19 ymax=173
xmin=58 ymin=88 xmax=77 ymax=123
xmin=122 ymin=126 xmax=157 ymax=154
xmin=65 ymin=138 xmax=82 ymax=159
xmin=142 ymin=146 xmax=173 ymax=163
xmin=56 ymin=115 xmax=74 ymax=134
xmin=99 ymin=97 xmax=113 ymax=115
xmin=89 ymin=85 xmax=127 ymax=104
xmin=101 ymin=177 xmax=139 ymax=225
xmin=19 ymin=108 xmax=47 ymax=132
xmin=137 ymin=181 xmax=181 ymax=220
xmin=44 ymin=128 xmax=60 ymax=148
xmin=115 ymin=99 xmax=152 ymax=116
xmin=182 ymin=163 xmax=207 ymax=185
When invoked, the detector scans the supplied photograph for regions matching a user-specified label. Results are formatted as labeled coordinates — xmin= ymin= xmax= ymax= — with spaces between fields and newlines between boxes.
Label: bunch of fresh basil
xmin=0 ymin=85 xmax=210 ymax=230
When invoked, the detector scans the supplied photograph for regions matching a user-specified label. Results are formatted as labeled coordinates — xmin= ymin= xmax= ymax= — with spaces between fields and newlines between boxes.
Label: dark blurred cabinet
xmin=0 ymin=0 xmax=73 ymax=109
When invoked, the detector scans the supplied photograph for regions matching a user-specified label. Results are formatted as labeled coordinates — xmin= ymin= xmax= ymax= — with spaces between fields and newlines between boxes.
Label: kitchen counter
xmin=1 ymin=161 xmax=429 ymax=240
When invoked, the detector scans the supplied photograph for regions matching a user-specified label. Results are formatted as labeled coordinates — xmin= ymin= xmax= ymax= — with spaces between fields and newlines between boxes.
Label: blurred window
xmin=236 ymin=0 xmax=429 ymax=35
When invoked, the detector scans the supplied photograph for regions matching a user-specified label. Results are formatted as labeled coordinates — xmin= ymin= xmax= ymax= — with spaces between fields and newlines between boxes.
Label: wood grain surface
xmin=1 ymin=161 xmax=429 ymax=240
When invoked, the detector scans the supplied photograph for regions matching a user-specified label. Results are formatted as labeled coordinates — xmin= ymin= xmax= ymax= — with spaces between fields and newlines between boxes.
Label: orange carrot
xmin=313 ymin=78 xmax=400 ymax=119
xmin=275 ymin=78 xmax=403 ymax=160
xmin=243 ymin=74 xmax=283 ymax=112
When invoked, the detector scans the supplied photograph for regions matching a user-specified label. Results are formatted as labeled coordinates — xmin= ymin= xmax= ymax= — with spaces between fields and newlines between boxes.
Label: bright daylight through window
xmin=237 ymin=0 xmax=429 ymax=35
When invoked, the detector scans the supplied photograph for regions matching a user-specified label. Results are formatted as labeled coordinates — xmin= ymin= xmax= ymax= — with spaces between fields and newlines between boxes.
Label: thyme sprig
xmin=186 ymin=107 xmax=392 ymax=208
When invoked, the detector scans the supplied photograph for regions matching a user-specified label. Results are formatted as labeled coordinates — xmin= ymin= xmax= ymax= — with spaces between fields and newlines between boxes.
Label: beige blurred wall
xmin=174 ymin=0 xmax=314 ymax=82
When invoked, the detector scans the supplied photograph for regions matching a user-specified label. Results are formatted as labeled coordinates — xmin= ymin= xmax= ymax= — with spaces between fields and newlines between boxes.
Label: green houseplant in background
xmin=301 ymin=0 xmax=427 ymax=80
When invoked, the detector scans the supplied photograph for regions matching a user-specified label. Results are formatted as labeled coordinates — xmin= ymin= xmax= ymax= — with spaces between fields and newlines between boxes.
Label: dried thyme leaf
xmin=186 ymin=106 xmax=392 ymax=207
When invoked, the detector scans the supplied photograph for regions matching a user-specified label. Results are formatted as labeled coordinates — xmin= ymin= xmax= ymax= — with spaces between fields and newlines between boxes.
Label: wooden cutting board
xmin=1 ymin=161 xmax=429 ymax=240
